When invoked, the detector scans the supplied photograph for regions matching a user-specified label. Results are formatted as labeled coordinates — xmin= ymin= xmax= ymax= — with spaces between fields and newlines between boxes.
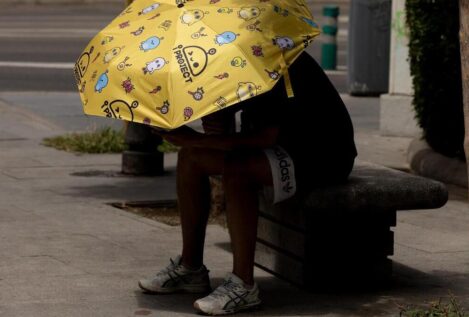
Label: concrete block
xmin=380 ymin=94 xmax=421 ymax=137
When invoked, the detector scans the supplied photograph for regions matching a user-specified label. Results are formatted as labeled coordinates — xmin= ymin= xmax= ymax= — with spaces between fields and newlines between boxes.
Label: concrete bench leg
xmin=255 ymin=207 xmax=396 ymax=290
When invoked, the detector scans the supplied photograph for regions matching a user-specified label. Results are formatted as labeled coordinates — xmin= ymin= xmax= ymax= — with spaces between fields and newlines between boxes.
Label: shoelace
xmin=155 ymin=257 xmax=180 ymax=277
xmin=210 ymin=279 xmax=243 ymax=300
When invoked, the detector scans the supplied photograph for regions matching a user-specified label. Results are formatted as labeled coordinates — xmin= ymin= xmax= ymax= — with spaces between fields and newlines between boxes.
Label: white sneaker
xmin=138 ymin=255 xmax=211 ymax=294
xmin=193 ymin=273 xmax=261 ymax=315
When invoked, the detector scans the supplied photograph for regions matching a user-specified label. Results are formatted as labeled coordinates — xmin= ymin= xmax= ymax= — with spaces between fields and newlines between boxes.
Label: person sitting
xmin=138 ymin=52 xmax=357 ymax=315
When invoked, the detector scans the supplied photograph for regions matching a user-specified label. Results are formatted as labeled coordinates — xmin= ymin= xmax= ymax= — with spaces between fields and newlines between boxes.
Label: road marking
xmin=0 ymin=28 xmax=99 ymax=39
xmin=325 ymin=69 xmax=347 ymax=76
xmin=0 ymin=61 xmax=74 ymax=69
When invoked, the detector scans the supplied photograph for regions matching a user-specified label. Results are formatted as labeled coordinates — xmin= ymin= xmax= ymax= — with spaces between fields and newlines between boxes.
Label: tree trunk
xmin=460 ymin=0 xmax=469 ymax=196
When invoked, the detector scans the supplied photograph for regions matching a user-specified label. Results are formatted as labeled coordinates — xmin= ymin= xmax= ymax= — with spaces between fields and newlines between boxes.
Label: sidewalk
xmin=0 ymin=94 xmax=468 ymax=317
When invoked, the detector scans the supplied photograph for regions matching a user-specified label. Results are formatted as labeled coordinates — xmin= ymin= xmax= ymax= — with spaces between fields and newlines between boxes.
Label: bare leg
xmin=223 ymin=151 xmax=272 ymax=285
xmin=177 ymin=147 xmax=225 ymax=269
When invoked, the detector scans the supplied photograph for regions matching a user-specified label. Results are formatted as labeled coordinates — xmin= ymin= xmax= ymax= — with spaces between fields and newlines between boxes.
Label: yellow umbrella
xmin=74 ymin=0 xmax=320 ymax=129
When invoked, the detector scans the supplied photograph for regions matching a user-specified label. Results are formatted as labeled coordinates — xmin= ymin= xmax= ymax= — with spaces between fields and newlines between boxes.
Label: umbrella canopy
xmin=74 ymin=0 xmax=320 ymax=129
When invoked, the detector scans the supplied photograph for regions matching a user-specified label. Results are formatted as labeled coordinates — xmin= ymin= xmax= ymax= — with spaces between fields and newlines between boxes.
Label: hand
xmin=157 ymin=125 xmax=203 ymax=147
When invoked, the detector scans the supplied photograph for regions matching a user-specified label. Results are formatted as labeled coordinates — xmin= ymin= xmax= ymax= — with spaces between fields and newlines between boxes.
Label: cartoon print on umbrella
xmin=273 ymin=36 xmax=295 ymax=50
xmin=159 ymin=20 xmax=172 ymax=30
xmin=101 ymin=36 xmax=114 ymax=45
xmin=119 ymin=21 xmax=130 ymax=29
xmin=238 ymin=7 xmax=264 ymax=20
xmin=183 ymin=107 xmax=194 ymax=121
xmin=148 ymin=13 xmax=160 ymax=20
xmin=265 ymin=69 xmax=280 ymax=80
xmin=103 ymin=46 xmax=125 ymax=64
xmin=236 ymin=82 xmax=261 ymax=101
xmin=79 ymin=81 xmax=87 ymax=93
xmin=217 ymin=7 xmax=233 ymax=14
xmin=122 ymin=77 xmax=135 ymax=93
xmin=143 ymin=57 xmax=168 ymax=74
xmin=74 ymin=46 xmax=94 ymax=85
xmin=191 ymin=27 xmax=207 ymax=39
xmin=131 ymin=26 xmax=145 ymax=36
xmin=214 ymin=96 xmax=227 ymax=109
xmin=76 ymin=0 xmax=320 ymax=129
xmin=92 ymin=52 xmax=100 ymax=63
xmin=101 ymin=100 xmax=139 ymax=121
xmin=180 ymin=10 xmax=208 ymax=26
xmin=301 ymin=16 xmax=318 ymax=28
xmin=149 ymin=86 xmax=162 ymax=94
xmin=156 ymin=100 xmax=170 ymax=114
xmin=138 ymin=3 xmax=160 ymax=15
xmin=119 ymin=7 xmax=132 ymax=16
xmin=188 ymin=87 xmax=204 ymax=100
xmin=214 ymin=72 xmax=229 ymax=79
xmin=95 ymin=70 xmax=109 ymax=93
xmin=172 ymin=44 xmax=217 ymax=83
xmin=140 ymin=36 xmax=163 ymax=52
xmin=231 ymin=56 xmax=247 ymax=68
xmin=117 ymin=56 xmax=132 ymax=71
xmin=251 ymin=45 xmax=264 ymax=57
xmin=246 ymin=20 xmax=262 ymax=32
xmin=214 ymin=31 xmax=239 ymax=46
xmin=273 ymin=5 xmax=289 ymax=17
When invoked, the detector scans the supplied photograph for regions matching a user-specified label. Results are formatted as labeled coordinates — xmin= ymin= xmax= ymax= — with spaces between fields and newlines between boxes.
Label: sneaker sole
xmin=193 ymin=299 xmax=262 ymax=315
xmin=138 ymin=281 xmax=211 ymax=294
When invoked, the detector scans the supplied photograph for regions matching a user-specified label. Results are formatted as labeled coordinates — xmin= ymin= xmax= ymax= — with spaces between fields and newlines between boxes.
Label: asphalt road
xmin=0 ymin=2 xmax=349 ymax=92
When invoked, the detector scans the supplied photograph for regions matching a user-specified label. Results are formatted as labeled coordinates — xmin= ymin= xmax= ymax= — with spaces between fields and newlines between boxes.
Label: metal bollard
xmin=121 ymin=0 xmax=164 ymax=176
xmin=321 ymin=5 xmax=339 ymax=70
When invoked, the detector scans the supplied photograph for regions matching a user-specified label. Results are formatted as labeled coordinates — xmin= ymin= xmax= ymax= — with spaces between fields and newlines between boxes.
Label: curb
xmin=407 ymin=137 xmax=468 ymax=188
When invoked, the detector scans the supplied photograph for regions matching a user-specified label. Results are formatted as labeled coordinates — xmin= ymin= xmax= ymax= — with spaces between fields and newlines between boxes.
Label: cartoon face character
xmin=102 ymin=100 xmax=139 ymax=121
xmin=140 ymin=36 xmax=163 ymax=52
xmin=143 ymin=57 xmax=168 ymax=74
xmin=139 ymin=3 xmax=160 ymax=15
xmin=156 ymin=100 xmax=170 ymax=114
xmin=101 ymin=36 xmax=114 ymax=45
xmin=188 ymin=87 xmax=204 ymax=100
xmin=214 ymin=31 xmax=238 ymax=46
xmin=238 ymin=7 xmax=261 ymax=20
xmin=103 ymin=46 xmax=123 ymax=63
xmin=74 ymin=46 xmax=94 ymax=84
xmin=231 ymin=56 xmax=247 ymax=68
xmin=236 ymin=82 xmax=260 ymax=101
xmin=273 ymin=5 xmax=289 ymax=16
xmin=273 ymin=36 xmax=295 ymax=50
xmin=95 ymin=71 xmax=109 ymax=93
xmin=180 ymin=10 xmax=206 ymax=26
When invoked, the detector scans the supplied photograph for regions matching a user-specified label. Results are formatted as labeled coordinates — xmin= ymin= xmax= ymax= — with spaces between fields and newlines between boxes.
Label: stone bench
xmin=254 ymin=161 xmax=448 ymax=289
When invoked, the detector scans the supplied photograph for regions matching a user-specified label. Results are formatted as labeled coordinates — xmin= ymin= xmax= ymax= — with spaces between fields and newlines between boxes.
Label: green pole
xmin=321 ymin=5 xmax=339 ymax=70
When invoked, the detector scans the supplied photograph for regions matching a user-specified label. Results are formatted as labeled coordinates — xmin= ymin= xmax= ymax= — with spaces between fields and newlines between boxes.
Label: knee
xmin=223 ymin=152 xmax=251 ymax=184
